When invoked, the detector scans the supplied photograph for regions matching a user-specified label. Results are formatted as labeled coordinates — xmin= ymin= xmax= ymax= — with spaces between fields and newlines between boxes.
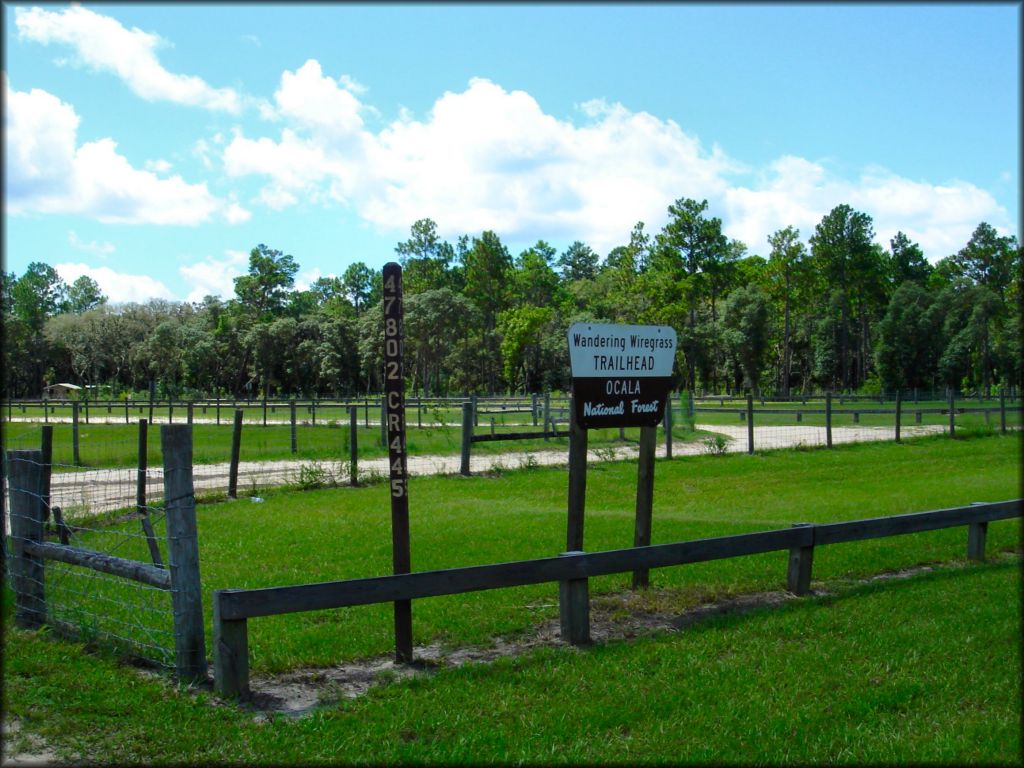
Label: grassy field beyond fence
xmin=3 ymin=431 xmax=1020 ymax=764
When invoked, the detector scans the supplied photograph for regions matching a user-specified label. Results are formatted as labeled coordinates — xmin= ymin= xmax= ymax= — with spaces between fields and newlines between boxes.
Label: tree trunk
xmin=840 ymin=298 xmax=850 ymax=392
xmin=782 ymin=282 xmax=792 ymax=397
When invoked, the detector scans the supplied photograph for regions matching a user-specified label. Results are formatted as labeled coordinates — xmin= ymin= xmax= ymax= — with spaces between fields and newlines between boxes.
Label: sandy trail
xmin=28 ymin=422 xmax=945 ymax=525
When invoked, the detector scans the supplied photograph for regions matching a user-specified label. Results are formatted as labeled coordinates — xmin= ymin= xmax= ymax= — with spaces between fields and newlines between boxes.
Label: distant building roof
xmin=45 ymin=383 xmax=82 ymax=391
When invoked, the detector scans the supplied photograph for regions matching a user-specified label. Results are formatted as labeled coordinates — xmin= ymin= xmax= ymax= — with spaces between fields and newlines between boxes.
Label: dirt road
xmin=29 ymin=422 xmax=945 ymax=526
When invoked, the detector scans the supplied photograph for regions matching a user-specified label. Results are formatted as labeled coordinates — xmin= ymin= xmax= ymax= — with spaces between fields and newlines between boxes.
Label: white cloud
xmin=220 ymin=66 xmax=1013 ymax=260
xmin=144 ymin=158 xmax=173 ymax=174
xmin=224 ymin=201 xmax=252 ymax=225
xmin=225 ymin=73 xmax=742 ymax=253
xmin=722 ymin=158 xmax=1013 ymax=260
xmin=179 ymin=250 xmax=250 ymax=303
xmin=295 ymin=267 xmax=322 ymax=292
xmin=15 ymin=5 xmax=241 ymax=113
xmin=68 ymin=231 xmax=115 ymax=257
xmin=4 ymin=79 xmax=245 ymax=226
xmin=338 ymin=74 xmax=367 ymax=95
xmin=272 ymin=59 xmax=365 ymax=137
xmin=55 ymin=262 xmax=173 ymax=303
xmin=257 ymin=186 xmax=299 ymax=210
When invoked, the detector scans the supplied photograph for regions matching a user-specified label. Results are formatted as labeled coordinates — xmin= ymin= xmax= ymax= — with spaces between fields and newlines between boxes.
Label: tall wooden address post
xmin=564 ymin=323 xmax=677 ymax=641
xmin=383 ymin=262 xmax=413 ymax=663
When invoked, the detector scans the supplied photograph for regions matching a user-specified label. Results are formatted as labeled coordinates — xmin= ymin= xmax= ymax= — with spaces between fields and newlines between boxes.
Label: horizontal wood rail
xmin=213 ymin=499 xmax=1021 ymax=699
xmin=24 ymin=540 xmax=171 ymax=589
xmin=217 ymin=527 xmax=810 ymax=622
xmin=694 ymin=406 xmax=1021 ymax=415
xmin=471 ymin=430 xmax=571 ymax=443
xmin=811 ymin=500 xmax=1019 ymax=545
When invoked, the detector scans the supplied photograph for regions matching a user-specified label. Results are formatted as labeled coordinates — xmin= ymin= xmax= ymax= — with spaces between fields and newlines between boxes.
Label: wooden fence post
xmin=137 ymin=419 xmax=162 ymax=567
xmin=948 ymin=390 xmax=956 ymax=437
xmin=1000 ymin=388 xmax=1006 ymax=433
xmin=228 ymin=409 xmax=243 ymax=499
xmin=567 ymin=396 xmax=588 ymax=551
xmin=787 ymin=523 xmax=815 ymax=596
xmin=632 ymin=425 xmax=657 ymax=589
xmin=213 ymin=593 xmax=250 ymax=700
xmin=967 ymin=503 xmax=988 ymax=561
xmin=216 ymin=396 xmax=221 ymax=426
xmin=43 ymin=398 xmax=48 ymax=424
xmin=471 ymin=395 xmax=479 ymax=427
xmin=823 ymin=393 xmax=831 ymax=448
xmin=161 ymin=424 xmax=208 ymax=683
xmin=746 ymin=393 xmax=754 ymax=454
xmin=967 ymin=521 xmax=988 ymax=562
xmin=187 ymin=402 xmax=193 ymax=426
xmin=168 ymin=399 xmax=174 ymax=424
xmin=532 ymin=393 xmax=539 ymax=427
xmin=72 ymin=401 xmax=81 ymax=466
xmin=345 ymin=405 xmax=357 ymax=486
xmin=290 ymin=400 xmax=297 ymax=454
xmin=40 ymin=426 xmax=54 ymax=531
xmin=460 ymin=401 xmax=473 ymax=476
xmin=543 ymin=392 xmax=551 ymax=441
xmin=559 ymin=551 xmax=590 ymax=646
xmin=8 ymin=449 xmax=46 ymax=628
xmin=664 ymin=393 xmax=673 ymax=459
xmin=894 ymin=390 xmax=902 ymax=443
xmin=0 ymin=451 xmax=6 ymax=576
xmin=40 ymin=426 xmax=69 ymax=546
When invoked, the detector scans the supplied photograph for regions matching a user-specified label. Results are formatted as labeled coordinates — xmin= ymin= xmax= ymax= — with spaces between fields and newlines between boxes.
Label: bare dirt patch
xmin=236 ymin=555 xmax=1022 ymax=718
xmin=1 ymin=719 xmax=65 ymax=766
xmin=240 ymin=587 xmax=799 ymax=719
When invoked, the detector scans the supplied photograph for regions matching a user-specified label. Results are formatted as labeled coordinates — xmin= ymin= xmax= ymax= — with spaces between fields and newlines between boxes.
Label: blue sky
xmin=3 ymin=3 xmax=1019 ymax=304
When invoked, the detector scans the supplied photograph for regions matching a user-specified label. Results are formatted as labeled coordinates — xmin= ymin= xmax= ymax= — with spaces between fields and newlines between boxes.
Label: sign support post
xmin=566 ymin=398 xmax=588 ymax=551
xmin=566 ymin=322 xmax=677 ymax=592
xmin=383 ymin=263 xmax=413 ymax=663
xmin=632 ymin=425 xmax=657 ymax=588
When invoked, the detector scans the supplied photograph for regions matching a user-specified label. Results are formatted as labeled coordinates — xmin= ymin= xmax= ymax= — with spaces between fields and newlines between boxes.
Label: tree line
xmin=2 ymin=199 xmax=1020 ymax=400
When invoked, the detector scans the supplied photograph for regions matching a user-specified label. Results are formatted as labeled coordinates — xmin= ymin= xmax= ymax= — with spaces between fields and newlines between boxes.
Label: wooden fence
xmin=458 ymin=394 xmax=694 ymax=474
xmin=5 ymin=425 xmax=206 ymax=682
xmin=211 ymin=498 xmax=1021 ymax=699
xmin=700 ymin=391 xmax=1019 ymax=454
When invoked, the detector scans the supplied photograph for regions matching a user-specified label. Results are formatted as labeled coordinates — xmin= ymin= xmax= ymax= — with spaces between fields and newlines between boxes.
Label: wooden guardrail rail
xmin=211 ymin=498 xmax=1021 ymax=699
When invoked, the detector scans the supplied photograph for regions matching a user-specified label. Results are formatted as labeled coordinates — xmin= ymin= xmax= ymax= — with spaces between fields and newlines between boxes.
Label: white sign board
xmin=567 ymin=323 xmax=677 ymax=428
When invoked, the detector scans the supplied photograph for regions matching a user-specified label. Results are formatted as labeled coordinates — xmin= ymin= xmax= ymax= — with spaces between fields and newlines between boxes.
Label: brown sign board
xmin=567 ymin=323 xmax=677 ymax=429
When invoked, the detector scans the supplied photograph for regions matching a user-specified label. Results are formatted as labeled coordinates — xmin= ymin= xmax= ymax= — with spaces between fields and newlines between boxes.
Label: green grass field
xmin=3 ymin=432 xmax=1021 ymax=763
xmin=5 ymin=561 xmax=1018 ymax=764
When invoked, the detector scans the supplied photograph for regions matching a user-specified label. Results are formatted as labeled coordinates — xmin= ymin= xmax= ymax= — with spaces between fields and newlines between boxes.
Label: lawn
xmin=2 ymin=431 xmax=1021 ymax=764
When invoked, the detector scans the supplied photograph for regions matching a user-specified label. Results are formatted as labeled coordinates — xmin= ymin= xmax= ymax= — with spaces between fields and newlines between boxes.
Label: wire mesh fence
xmin=4 ymin=448 xmax=177 ymax=668
xmin=4 ymin=423 xmax=209 ymax=681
